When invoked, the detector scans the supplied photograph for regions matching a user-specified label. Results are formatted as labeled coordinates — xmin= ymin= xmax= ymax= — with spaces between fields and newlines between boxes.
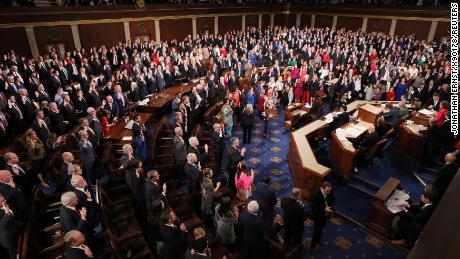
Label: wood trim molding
xmin=25 ymin=27 xmax=39 ymax=57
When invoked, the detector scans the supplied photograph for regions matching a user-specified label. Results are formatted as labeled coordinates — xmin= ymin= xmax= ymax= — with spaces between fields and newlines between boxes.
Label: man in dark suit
xmin=0 ymin=193 xmax=23 ymax=259
xmin=69 ymin=175 xmax=96 ymax=235
xmin=103 ymin=96 xmax=119 ymax=123
xmin=281 ymin=188 xmax=309 ymax=246
xmin=17 ymin=88 xmax=36 ymax=124
xmin=255 ymin=176 xmax=277 ymax=224
xmin=64 ymin=230 xmax=94 ymax=259
xmin=48 ymin=102 xmax=67 ymax=135
xmin=188 ymin=136 xmax=208 ymax=164
xmin=238 ymin=200 xmax=267 ymax=259
xmin=433 ymin=153 xmax=458 ymax=203
xmin=156 ymin=66 xmax=166 ymax=91
xmin=31 ymin=109 xmax=50 ymax=144
xmin=112 ymin=85 xmax=129 ymax=117
xmin=158 ymin=210 xmax=188 ymax=259
xmin=422 ymin=92 xmax=441 ymax=111
xmin=310 ymin=181 xmax=335 ymax=252
xmin=173 ymin=127 xmax=188 ymax=177
xmin=86 ymin=107 xmax=102 ymax=145
xmin=211 ymin=123 xmax=226 ymax=169
xmin=184 ymin=153 xmax=201 ymax=211
xmin=330 ymin=105 xmax=350 ymax=131
xmin=226 ymin=137 xmax=246 ymax=192
xmin=0 ymin=170 xmax=26 ymax=218
xmin=3 ymin=153 xmax=33 ymax=198
xmin=382 ymin=103 xmax=400 ymax=127
xmin=357 ymin=125 xmax=380 ymax=151
xmin=60 ymin=152 xmax=74 ymax=187
xmin=392 ymin=191 xmax=435 ymax=247
xmin=144 ymin=170 xmax=166 ymax=213
xmin=5 ymin=95 xmax=26 ymax=134
xmin=59 ymin=191 xmax=88 ymax=235
xmin=79 ymin=130 xmax=96 ymax=186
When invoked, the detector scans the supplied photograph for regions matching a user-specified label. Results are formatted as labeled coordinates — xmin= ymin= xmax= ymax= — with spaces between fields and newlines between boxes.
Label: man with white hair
xmin=59 ymin=191 xmax=87 ymax=235
xmin=0 ymin=170 xmax=26 ymax=218
xmin=86 ymin=107 xmax=102 ymax=144
xmin=211 ymin=123 xmax=225 ymax=169
xmin=64 ymin=230 xmax=94 ymax=258
xmin=61 ymin=152 xmax=74 ymax=180
xmin=173 ymin=127 xmax=187 ymax=176
xmin=238 ymin=200 xmax=267 ymax=259
xmin=188 ymin=136 xmax=208 ymax=164
xmin=3 ymin=152 xmax=32 ymax=196
xmin=79 ymin=130 xmax=96 ymax=186
xmin=184 ymin=153 xmax=200 ymax=211
xmin=70 ymin=175 xmax=96 ymax=232
xmin=103 ymin=95 xmax=119 ymax=123
xmin=0 ymin=192 xmax=22 ymax=259
xmin=120 ymin=144 xmax=134 ymax=169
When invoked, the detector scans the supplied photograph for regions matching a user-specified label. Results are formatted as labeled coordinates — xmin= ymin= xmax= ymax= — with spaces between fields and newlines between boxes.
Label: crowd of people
xmin=0 ymin=22 xmax=457 ymax=258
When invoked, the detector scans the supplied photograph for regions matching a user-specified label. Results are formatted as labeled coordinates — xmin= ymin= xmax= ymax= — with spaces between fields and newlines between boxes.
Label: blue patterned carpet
xmin=230 ymin=110 xmax=410 ymax=259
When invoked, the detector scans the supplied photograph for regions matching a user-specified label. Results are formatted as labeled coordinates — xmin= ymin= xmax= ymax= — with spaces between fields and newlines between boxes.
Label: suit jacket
xmin=310 ymin=189 xmax=336 ymax=222
xmin=31 ymin=118 xmax=50 ymax=144
xmin=403 ymin=203 xmax=435 ymax=241
xmin=241 ymin=110 xmax=255 ymax=127
xmin=226 ymin=147 xmax=244 ymax=174
xmin=155 ymin=71 xmax=166 ymax=90
xmin=3 ymin=164 xmax=32 ymax=196
xmin=433 ymin=163 xmax=458 ymax=199
xmin=103 ymin=102 xmax=120 ymax=122
xmin=145 ymin=180 xmax=164 ymax=212
xmin=383 ymin=109 xmax=400 ymax=126
xmin=48 ymin=110 xmax=66 ymax=135
xmin=359 ymin=131 xmax=380 ymax=151
xmin=59 ymin=205 xmax=87 ymax=234
xmin=188 ymin=145 xmax=207 ymax=164
xmin=331 ymin=112 xmax=350 ymax=131
xmin=281 ymin=197 xmax=308 ymax=238
xmin=0 ymin=209 xmax=22 ymax=257
xmin=79 ymin=140 xmax=96 ymax=169
xmin=37 ymin=91 xmax=52 ymax=104
xmin=86 ymin=91 xmax=101 ymax=108
xmin=255 ymin=182 xmax=277 ymax=221
xmin=211 ymin=130 xmax=225 ymax=158
xmin=0 ymin=182 xmax=26 ymax=218
xmin=238 ymin=211 xmax=266 ymax=259
xmin=173 ymin=135 xmax=187 ymax=162
xmin=65 ymin=246 xmax=93 ymax=259
xmin=158 ymin=224 xmax=188 ymax=259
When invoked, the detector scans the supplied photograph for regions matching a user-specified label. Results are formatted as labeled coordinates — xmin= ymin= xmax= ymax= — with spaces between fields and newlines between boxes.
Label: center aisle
xmin=229 ymin=109 xmax=406 ymax=259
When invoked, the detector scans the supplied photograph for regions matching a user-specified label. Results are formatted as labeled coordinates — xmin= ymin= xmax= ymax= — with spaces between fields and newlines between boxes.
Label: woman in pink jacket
xmin=235 ymin=161 xmax=255 ymax=201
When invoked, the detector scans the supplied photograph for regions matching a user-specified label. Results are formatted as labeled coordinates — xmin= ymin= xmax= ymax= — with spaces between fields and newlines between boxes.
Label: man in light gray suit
xmin=155 ymin=65 xmax=166 ymax=92
xmin=173 ymin=127 xmax=187 ymax=178
xmin=79 ymin=130 xmax=96 ymax=186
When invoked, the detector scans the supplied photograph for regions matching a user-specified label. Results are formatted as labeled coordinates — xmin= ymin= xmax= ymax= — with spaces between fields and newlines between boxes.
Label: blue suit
xmin=103 ymin=101 xmax=120 ymax=122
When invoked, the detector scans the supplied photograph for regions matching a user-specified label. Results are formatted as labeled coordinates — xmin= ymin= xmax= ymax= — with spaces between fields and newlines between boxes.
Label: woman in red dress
xmin=101 ymin=109 xmax=111 ymax=138
xmin=386 ymin=87 xmax=396 ymax=101
xmin=294 ymin=78 xmax=303 ymax=103
xmin=435 ymin=101 xmax=449 ymax=127
xmin=257 ymin=89 xmax=266 ymax=114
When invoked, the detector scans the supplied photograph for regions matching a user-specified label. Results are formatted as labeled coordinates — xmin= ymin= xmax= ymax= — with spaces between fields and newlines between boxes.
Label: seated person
xmin=376 ymin=117 xmax=391 ymax=137
xmin=422 ymin=92 xmax=441 ymax=111
xmin=392 ymin=191 xmax=435 ymax=247
xmin=330 ymin=105 xmax=350 ymax=131
xmin=383 ymin=103 xmax=399 ymax=127
xmin=356 ymin=125 xmax=380 ymax=152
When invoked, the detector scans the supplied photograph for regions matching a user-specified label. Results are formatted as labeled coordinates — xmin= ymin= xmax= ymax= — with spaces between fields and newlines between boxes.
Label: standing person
xmin=215 ymin=197 xmax=239 ymax=250
xmin=24 ymin=129 xmax=49 ymax=188
xmin=79 ymin=130 xmax=96 ymax=186
xmin=133 ymin=130 xmax=147 ymax=162
xmin=226 ymin=138 xmax=246 ymax=193
xmin=241 ymin=103 xmax=255 ymax=145
xmin=235 ymin=161 xmax=254 ymax=201
xmin=281 ymin=188 xmax=309 ymax=246
xmin=173 ymin=127 xmax=187 ymax=178
xmin=310 ymin=182 xmax=335 ymax=252
xmin=238 ymin=201 xmax=267 ymax=259
xmin=0 ymin=193 xmax=22 ymax=259
xmin=211 ymin=123 xmax=226 ymax=170
xmin=255 ymin=176 xmax=277 ymax=224
xmin=200 ymin=168 xmax=221 ymax=223
xmin=222 ymin=102 xmax=233 ymax=138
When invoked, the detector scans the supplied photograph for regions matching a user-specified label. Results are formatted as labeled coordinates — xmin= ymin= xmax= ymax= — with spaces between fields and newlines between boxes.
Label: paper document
xmin=122 ymin=136 xmax=133 ymax=141
xmin=385 ymin=189 xmax=410 ymax=213
xmin=124 ymin=120 xmax=135 ymax=130
xmin=418 ymin=109 xmax=435 ymax=116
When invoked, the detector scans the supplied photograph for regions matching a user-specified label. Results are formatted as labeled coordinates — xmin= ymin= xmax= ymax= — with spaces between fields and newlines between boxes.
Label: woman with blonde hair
xmin=235 ymin=161 xmax=255 ymax=200
xmin=221 ymin=101 xmax=233 ymax=138
xmin=25 ymin=129 xmax=49 ymax=188
xmin=241 ymin=103 xmax=255 ymax=144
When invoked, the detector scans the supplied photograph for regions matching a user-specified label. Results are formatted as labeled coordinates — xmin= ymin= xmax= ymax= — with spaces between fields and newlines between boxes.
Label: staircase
xmin=347 ymin=175 xmax=381 ymax=198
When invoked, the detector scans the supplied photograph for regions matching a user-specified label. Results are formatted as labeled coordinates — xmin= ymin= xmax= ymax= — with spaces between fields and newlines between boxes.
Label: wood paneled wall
xmin=218 ymin=15 xmax=241 ymax=34
xmin=159 ymin=18 xmax=192 ymax=41
xmin=395 ymin=20 xmax=431 ymax=39
xmin=197 ymin=17 xmax=215 ymax=35
xmin=79 ymin=22 xmax=124 ymax=49
xmin=246 ymin=15 xmax=259 ymax=28
xmin=261 ymin=14 xmax=270 ymax=29
xmin=337 ymin=16 xmax=363 ymax=31
xmin=315 ymin=15 xmax=333 ymax=28
xmin=274 ymin=13 xmax=297 ymax=28
xmin=129 ymin=20 xmax=155 ymax=42
xmin=34 ymin=25 xmax=74 ymax=55
xmin=367 ymin=18 xmax=392 ymax=34
xmin=434 ymin=22 xmax=450 ymax=41
xmin=0 ymin=27 xmax=31 ymax=57
xmin=300 ymin=14 xmax=311 ymax=28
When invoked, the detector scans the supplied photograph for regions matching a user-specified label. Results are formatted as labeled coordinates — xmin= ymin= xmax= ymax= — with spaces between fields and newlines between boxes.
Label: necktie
xmin=14 ymin=104 xmax=23 ymax=119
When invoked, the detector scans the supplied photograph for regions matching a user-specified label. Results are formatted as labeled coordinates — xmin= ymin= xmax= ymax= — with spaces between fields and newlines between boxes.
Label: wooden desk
xmin=285 ymin=103 xmax=303 ymax=121
xmin=329 ymin=120 xmax=373 ymax=179
xmin=367 ymin=177 xmax=401 ymax=238
xmin=395 ymin=123 xmax=427 ymax=161
xmin=135 ymin=82 xmax=194 ymax=112
xmin=358 ymin=103 xmax=384 ymax=124
xmin=411 ymin=112 xmax=432 ymax=127
xmin=106 ymin=112 xmax=152 ymax=144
